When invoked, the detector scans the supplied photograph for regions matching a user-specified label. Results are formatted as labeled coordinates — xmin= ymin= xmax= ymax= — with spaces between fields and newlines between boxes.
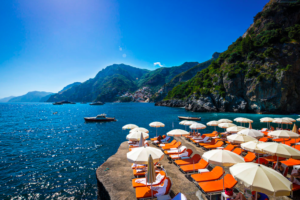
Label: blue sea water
xmin=0 ymin=102 xmax=299 ymax=199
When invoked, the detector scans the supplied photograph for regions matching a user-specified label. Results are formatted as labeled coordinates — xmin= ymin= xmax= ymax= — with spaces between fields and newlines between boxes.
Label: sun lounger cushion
xmin=132 ymin=163 xmax=146 ymax=169
xmin=281 ymin=158 xmax=300 ymax=167
xmin=159 ymin=140 xmax=176 ymax=147
xmin=180 ymin=159 xmax=208 ymax=173
xmin=175 ymin=154 xmax=201 ymax=166
xmin=162 ymin=142 xmax=181 ymax=150
xmin=204 ymin=141 xmax=224 ymax=149
xmin=164 ymin=146 xmax=186 ymax=155
xmin=170 ymin=149 xmax=192 ymax=159
xmin=133 ymin=171 xmax=166 ymax=187
xmin=244 ymin=152 xmax=256 ymax=162
xmin=198 ymin=174 xmax=237 ymax=193
xmin=191 ymin=166 xmax=224 ymax=182
xmin=135 ymin=177 xmax=171 ymax=199
xmin=224 ymin=144 xmax=235 ymax=151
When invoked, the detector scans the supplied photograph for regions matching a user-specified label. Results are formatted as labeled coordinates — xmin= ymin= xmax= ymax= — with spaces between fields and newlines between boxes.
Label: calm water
xmin=0 ymin=102 xmax=298 ymax=199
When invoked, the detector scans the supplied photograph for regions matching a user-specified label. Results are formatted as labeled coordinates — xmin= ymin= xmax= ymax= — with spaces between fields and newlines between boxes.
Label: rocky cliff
xmin=156 ymin=0 xmax=300 ymax=114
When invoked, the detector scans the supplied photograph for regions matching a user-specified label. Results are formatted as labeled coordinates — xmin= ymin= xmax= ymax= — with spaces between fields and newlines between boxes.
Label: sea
xmin=0 ymin=102 xmax=298 ymax=199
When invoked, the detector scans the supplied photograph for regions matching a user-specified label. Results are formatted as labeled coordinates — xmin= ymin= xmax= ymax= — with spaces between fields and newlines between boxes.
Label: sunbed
xmin=244 ymin=152 xmax=256 ymax=162
xmin=198 ymin=174 xmax=237 ymax=197
xmin=135 ymin=177 xmax=172 ymax=199
xmin=153 ymin=136 xmax=171 ymax=144
xmin=161 ymin=141 xmax=181 ymax=150
xmin=132 ymin=171 xmax=166 ymax=188
xmin=278 ymin=158 xmax=300 ymax=167
xmin=150 ymin=135 xmax=166 ymax=141
xmin=170 ymin=149 xmax=193 ymax=160
xmin=133 ymin=168 xmax=160 ymax=177
xmin=159 ymin=140 xmax=177 ymax=147
xmin=197 ymin=139 xmax=220 ymax=147
xmin=174 ymin=154 xmax=201 ymax=166
xmin=164 ymin=146 xmax=186 ymax=155
xmin=203 ymin=131 xmax=218 ymax=137
xmin=191 ymin=136 xmax=209 ymax=144
xmin=179 ymin=159 xmax=209 ymax=173
xmin=203 ymin=141 xmax=224 ymax=150
xmin=191 ymin=166 xmax=224 ymax=182
xmin=232 ymin=148 xmax=242 ymax=155
xmin=259 ymin=137 xmax=269 ymax=142
xmin=223 ymin=144 xmax=235 ymax=151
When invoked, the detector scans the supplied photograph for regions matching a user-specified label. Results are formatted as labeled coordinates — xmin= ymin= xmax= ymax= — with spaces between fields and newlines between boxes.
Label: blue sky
xmin=0 ymin=0 xmax=269 ymax=98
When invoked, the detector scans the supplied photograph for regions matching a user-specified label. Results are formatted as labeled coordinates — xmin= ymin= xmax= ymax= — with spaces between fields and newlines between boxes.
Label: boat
xmin=178 ymin=116 xmax=201 ymax=121
xmin=84 ymin=114 xmax=116 ymax=122
xmin=53 ymin=102 xmax=63 ymax=105
xmin=90 ymin=101 xmax=104 ymax=105
xmin=53 ymin=100 xmax=76 ymax=105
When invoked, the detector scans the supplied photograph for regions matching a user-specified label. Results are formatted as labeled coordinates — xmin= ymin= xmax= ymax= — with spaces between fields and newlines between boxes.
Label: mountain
xmin=47 ymin=62 xmax=200 ymax=102
xmin=47 ymin=64 xmax=150 ymax=102
xmin=0 ymin=96 xmax=15 ymax=103
xmin=59 ymin=82 xmax=81 ymax=93
xmin=8 ymin=91 xmax=54 ymax=102
xmin=137 ymin=62 xmax=199 ymax=91
xmin=150 ymin=54 xmax=220 ymax=102
xmin=156 ymin=0 xmax=300 ymax=114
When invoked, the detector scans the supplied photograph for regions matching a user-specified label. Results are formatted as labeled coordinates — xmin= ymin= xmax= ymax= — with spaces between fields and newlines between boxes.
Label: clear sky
xmin=0 ymin=0 xmax=269 ymax=98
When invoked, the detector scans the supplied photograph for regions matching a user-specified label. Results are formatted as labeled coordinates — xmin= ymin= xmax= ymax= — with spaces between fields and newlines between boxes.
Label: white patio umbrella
xmin=257 ymin=142 xmax=300 ymax=169
xmin=189 ymin=123 xmax=206 ymax=135
xmin=127 ymin=146 xmax=164 ymax=164
xmin=147 ymin=155 xmax=156 ymax=199
xmin=238 ymin=129 xmax=264 ymax=139
xmin=149 ymin=122 xmax=165 ymax=137
xmin=226 ymin=126 xmax=246 ymax=133
xmin=230 ymin=163 xmax=292 ymax=197
xmin=260 ymin=117 xmax=274 ymax=129
xmin=297 ymin=118 xmax=300 ymax=122
xmin=203 ymin=149 xmax=245 ymax=191
xmin=272 ymin=118 xmax=292 ymax=129
xmin=241 ymin=140 xmax=264 ymax=164
xmin=235 ymin=118 xmax=253 ymax=127
xmin=122 ymin=124 xmax=138 ymax=130
xmin=179 ymin=120 xmax=189 ymax=130
xmin=218 ymin=123 xmax=236 ymax=132
xmin=218 ymin=119 xmax=232 ymax=123
xmin=282 ymin=117 xmax=296 ymax=122
xmin=206 ymin=121 xmax=220 ymax=131
xmin=126 ymin=131 xmax=149 ymax=141
xmin=181 ymin=121 xmax=197 ymax=125
xmin=268 ymin=130 xmax=300 ymax=145
xmin=227 ymin=134 xmax=257 ymax=144
xmin=130 ymin=127 xmax=149 ymax=133
xmin=167 ymin=129 xmax=189 ymax=137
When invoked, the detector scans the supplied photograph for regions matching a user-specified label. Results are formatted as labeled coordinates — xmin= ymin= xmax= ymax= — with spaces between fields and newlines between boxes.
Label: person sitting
xmin=276 ymin=161 xmax=284 ymax=175
xmin=232 ymin=192 xmax=268 ymax=200
xmin=291 ymin=168 xmax=300 ymax=185
xmin=157 ymin=135 xmax=162 ymax=143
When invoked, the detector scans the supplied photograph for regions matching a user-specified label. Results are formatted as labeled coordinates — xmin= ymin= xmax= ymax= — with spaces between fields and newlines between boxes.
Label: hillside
xmin=0 ymin=96 xmax=15 ymax=103
xmin=157 ymin=0 xmax=300 ymax=114
xmin=59 ymin=82 xmax=81 ymax=93
xmin=8 ymin=92 xmax=53 ymax=102
xmin=47 ymin=62 xmax=200 ymax=102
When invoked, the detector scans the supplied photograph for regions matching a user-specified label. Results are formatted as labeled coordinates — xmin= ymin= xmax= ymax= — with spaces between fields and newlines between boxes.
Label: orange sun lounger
xmin=198 ymin=139 xmax=220 ymax=147
xmin=191 ymin=166 xmax=224 ymax=182
xmin=179 ymin=159 xmax=208 ymax=173
xmin=170 ymin=149 xmax=193 ymax=160
xmin=203 ymin=131 xmax=218 ymax=137
xmin=132 ymin=171 xmax=166 ymax=188
xmin=133 ymin=169 xmax=160 ymax=177
xmin=244 ymin=152 xmax=256 ymax=162
xmin=232 ymin=148 xmax=242 ymax=155
xmin=279 ymin=158 xmax=300 ymax=167
xmin=223 ymin=144 xmax=235 ymax=151
xmin=174 ymin=154 xmax=201 ymax=166
xmin=161 ymin=141 xmax=181 ymax=150
xmin=198 ymin=174 xmax=237 ymax=195
xmin=159 ymin=140 xmax=177 ymax=148
xmin=135 ymin=177 xmax=172 ymax=199
xmin=203 ymin=141 xmax=224 ymax=150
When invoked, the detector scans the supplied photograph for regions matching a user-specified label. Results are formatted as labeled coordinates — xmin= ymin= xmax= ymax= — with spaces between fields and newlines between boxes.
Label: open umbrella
xmin=272 ymin=119 xmax=292 ymax=129
xmin=268 ymin=130 xmax=299 ymax=145
xmin=227 ymin=134 xmax=257 ymax=144
xmin=238 ymin=129 xmax=264 ymax=139
xmin=282 ymin=117 xmax=296 ymax=129
xmin=260 ymin=117 xmax=274 ymax=130
xmin=149 ymin=122 xmax=165 ymax=137
xmin=130 ymin=127 xmax=149 ymax=133
xmin=297 ymin=118 xmax=300 ymax=122
xmin=167 ymin=129 xmax=189 ymax=137
xmin=147 ymin=155 xmax=156 ymax=199
xmin=218 ymin=123 xmax=236 ymax=132
xmin=122 ymin=124 xmax=138 ymax=130
xmin=126 ymin=131 xmax=149 ymax=141
xmin=218 ymin=119 xmax=232 ymax=123
xmin=241 ymin=140 xmax=264 ymax=164
xmin=179 ymin=120 xmax=189 ymax=130
xmin=206 ymin=121 xmax=220 ymax=132
xmin=226 ymin=126 xmax=246 ymax=133
xmin=127 ymin=146 xmax=164 ymax=164
xmin=189 ymin=123 xmax=206 ymax=135
xmin=230 ymin=163 xmax=292 ymax=197
xmin=235 ymin=118 xmax=253 ymax=127
xmin=202 ymin=149 xmax=245 ymax=191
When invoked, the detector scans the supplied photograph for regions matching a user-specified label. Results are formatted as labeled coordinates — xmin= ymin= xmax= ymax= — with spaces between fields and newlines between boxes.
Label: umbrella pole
xmin=151 ymin=183 xmax=153 ymax=200
xmin=214 ymin=126 xmax=216 ymax=132
xmin=277 ymin=156 xmax=279 ymax=170
xmin=295 ymin=138 xmax=297 ymax=148
xmin=223 ymin=167 xmax=225 ymax=192
xmin=156 ymin=128 xmax=157 ymax=137
xmin=256 ymin=191 xmax=257 ymax=200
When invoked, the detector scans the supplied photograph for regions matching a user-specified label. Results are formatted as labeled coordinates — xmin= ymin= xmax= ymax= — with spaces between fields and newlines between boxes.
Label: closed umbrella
xmin=218 ymin=119 xmax=232 ymax=123
xmin=130 ymin=127 xmax=149 ymax=133
xmin=139 ymin=133 xmax=144 ymax=147
xmin=260 ymin=117 xmax=274 ymax=130
xmin=230 ymin=163 xmax=292 ymax=197
xmin=202 ymin=149 xmax=245 ymax=191
xmin=238 ymin=129 xmax=264 ymax=139
xmin=147 ymin=155 xmax=156 ymax=199
xmin=206 ymin=121 xmax=220 ymax=132
xmin=226 ymin=126 xmax=246 ymax=133
xmin=126 ymin=131 xmax=149 ymax=141
xmin=227 ymin=134 xmax=257 ymax=144
xmin=149 ymin=122 xmax=165 ymax=137
xmin=122 ymin=124 xmax=138 ymax=130
xmin=127 ymin=146 xmax=164 ymax=164
xmin=292 ymin=124 xmax=298 ymax=133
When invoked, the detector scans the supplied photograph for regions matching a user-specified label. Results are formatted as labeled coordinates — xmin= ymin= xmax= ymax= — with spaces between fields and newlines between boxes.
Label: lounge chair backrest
xmin=192 ymin=154 xmax=201 ymax=163
xmin=232 ymin=148 xmax=242 ymax=155
xmin=244 ymin=152 xmax=256 ymax=162
xmin=211 ymin=166 xmax=224 ymax=175
xmin=178 ymin=146 xmax=187 ymax=152
xmin=186 ymin=149 xmax=193 ymax=156
xmin=175 ymin=141 xmax=181 ymax=148
xmin=224 ymin=144 xmax=235 ymax=151
xmin=259 ymin=137 xmax=268 ymax=142
xmin=199 ymin=158 xmax=208 ymax=166
xmin=212 ymin=131 xmax=218 ymax=134
xmin=215 ymin=141 xmax=224 ymax=146
xmin=224 ymin=174 xmax=237 ymax=188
